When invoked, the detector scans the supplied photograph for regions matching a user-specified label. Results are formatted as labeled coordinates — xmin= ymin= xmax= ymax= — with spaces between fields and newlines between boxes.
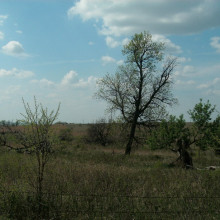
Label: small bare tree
xmin=87 ymin=118 xmax=112 ymax=146
xmin=20 ymin=98 xmax=60 ymax=199
xmin=0 ymin=97 xmax=60 ymax=213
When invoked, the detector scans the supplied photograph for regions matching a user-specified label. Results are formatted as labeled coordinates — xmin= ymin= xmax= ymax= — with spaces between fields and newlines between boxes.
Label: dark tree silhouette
xmin=96 ymin=31 xmax=177 ymax=154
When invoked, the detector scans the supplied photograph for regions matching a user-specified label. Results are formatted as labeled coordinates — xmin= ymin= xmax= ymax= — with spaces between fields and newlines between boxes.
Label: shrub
xmin=86 ymin=118 xmax=113 ymax=146
xmin=58 ymin=128 xmax=73 ymax=142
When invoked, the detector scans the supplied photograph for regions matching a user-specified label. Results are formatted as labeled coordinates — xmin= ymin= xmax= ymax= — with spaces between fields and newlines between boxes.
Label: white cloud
xmin=210 ymin=90 xmax=220 ymax=96
xmin=101 ymin=55 xmax=116 ymax=65
xmin=173 ymin=63 xmax=220 ymax=97
xmin=61 ymin=70 xmax=78 ymax=86
xmin=0 ymin=68 xmax=34 ymax=78
xmin=0 ymin=85 xmax=21 ymax=104
xmin=152 ymin=34 xmax=182 ymax=54
xmin=73 ymin=76 xmax=97 ymax=88
xmin=0 ymin=31 xmax=4 ymax=40
xmin=197 ymin=83 xmax=209 ymax=89
xmin=117 ymin=60 xmax=124 ymax=65
xmin=60 ymin=70 xmax=97 ymax=88
xmin=31 ymin=78 xmax=55 ymax=87
xmin=105 ymin=36 xmax=130 ymax=48
xmin=176 ymin=80 xmax=195 ymax=85
xmin=182 ymin=65 xmax=195 ymax=75
xmin=178 ymin=57 xmax=191 ymax=63
xmin=5 ymin=85 xmax=21 ymax=95
xmin=68 ymin=0 xmax=220 ymax=36
xmin=0 ymin=69 xmax=103 ymax=123
xmin=2 ymin=41 xmax=28 ymax=57
xmin=122 ymin=38 xmax=130 ymax=46
xmin=175 ymin=65 xmax=196 ymax=77
xmin=16 ymin=30 xmax=23 ymax=34
xmin=0 ymin=15 xmax=8 ymax=26
xmin=31 ymin=70 xmax=97 ymax=90
xmin=106 ymin=36 xmax=120 ymax=48
xmin=101 ymin=55 xmax=124 ymax=65
xmin=199 ymin=77 xmax=220 ymax=96
xmin=213 ymin=78 xmax=220 ymax=84
xmin=210 ymin=36 xmax=220 ymax=53
xmin=197 ymin=77 xmax=220 ymax=89
xmin=88 ymin=41 xmax=94 ymax=45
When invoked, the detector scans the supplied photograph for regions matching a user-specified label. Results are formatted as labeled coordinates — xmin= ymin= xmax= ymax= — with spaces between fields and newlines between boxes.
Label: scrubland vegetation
xmin=0 ymin=31 xmax=219 ymax=219
xmin=0 ymin=120 xmax=220 ymax=219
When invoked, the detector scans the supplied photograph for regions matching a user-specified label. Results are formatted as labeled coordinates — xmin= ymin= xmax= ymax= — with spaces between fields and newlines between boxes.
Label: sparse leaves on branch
xmin=147 ymin=99 xmax=220 ymax=168
xmin=96 ymin=31 xmax=177 ymax=154
xmin=0 ymin=97 xmax=60 ymax=211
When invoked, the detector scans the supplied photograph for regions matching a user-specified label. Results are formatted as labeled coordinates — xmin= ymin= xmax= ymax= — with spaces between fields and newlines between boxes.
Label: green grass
xmin=0 ymin=143 xmax=219 ymax=219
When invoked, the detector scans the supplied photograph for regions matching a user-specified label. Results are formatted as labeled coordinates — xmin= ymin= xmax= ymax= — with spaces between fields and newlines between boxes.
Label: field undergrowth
xmin=0 ymin=125 xmax=219 ymax=219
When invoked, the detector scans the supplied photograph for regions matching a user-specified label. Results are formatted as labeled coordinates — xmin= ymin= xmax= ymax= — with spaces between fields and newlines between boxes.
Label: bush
xmin=58 ymin=128 xmax=73 ymax=142
xmin=86 ymin=118 xmax=113 ymax=146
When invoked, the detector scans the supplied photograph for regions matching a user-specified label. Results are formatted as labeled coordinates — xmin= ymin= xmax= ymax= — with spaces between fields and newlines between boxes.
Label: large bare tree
xmin=96 ymin=31 xmax=177 ymax=154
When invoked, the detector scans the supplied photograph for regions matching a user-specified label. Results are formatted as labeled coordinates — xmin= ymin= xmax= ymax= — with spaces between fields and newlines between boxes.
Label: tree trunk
xmin=125 ymin=117 xmax=138 ymax=155
xmin=170 ymin=150 xmax=193 ymax=169
xmin=181 ymin=149 xmax=193 ymax=169
xmin=176 ymin=138 xmax=193 ymax=169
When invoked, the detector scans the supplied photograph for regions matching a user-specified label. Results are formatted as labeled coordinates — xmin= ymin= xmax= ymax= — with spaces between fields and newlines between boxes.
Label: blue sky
xmin=0 ymin=0 xmax=220 ymax=123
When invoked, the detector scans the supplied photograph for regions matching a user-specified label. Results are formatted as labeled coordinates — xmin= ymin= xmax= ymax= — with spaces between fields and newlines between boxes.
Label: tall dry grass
xmin=0 ymin=141 xmax=219 ymax=219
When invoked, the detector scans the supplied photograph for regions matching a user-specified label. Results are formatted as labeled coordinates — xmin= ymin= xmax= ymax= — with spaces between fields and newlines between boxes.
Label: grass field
xmin=0 ymin=124 xmax=219 ymax=219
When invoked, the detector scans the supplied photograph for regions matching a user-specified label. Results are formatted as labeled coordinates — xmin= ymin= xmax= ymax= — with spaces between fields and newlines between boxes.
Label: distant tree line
xmin=0 ymin=120 xmax=19 ymax=126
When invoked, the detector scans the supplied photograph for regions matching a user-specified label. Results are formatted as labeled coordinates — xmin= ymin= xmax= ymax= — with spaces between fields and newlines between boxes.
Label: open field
xmin=0 ymin=124 xmax=220 ymax=219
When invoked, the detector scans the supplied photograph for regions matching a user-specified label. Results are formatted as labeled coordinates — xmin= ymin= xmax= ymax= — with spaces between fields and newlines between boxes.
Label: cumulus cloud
xmin=174 ymin=65 xmax=196 ymax=77
xmin=31 ymin=78 xmax=55 ymax=87
xmin=61 ymin=70 xmax=78 ymax=86
xmin=2 ymin=41 xmax=28 ymax=57
xmin=173 ymin=63 xmax=220 ymax=99
xmin=105 ymin=36 xmax=130 ymax=48
xmin=68 ymin=0 xmax=220 ymax=36
xmin=117 ymin=60 xmax=124 ymax=65
xmin=101 ymin=55 xmax=124 ymax=66
xmin=60 ymin=70 xmax=97 ymax=88
xmin=68 ymin=1 xmax=189 ymax=52
xmin=210 ymin=36 xmax=220 ymax=53
xmin=16 ymin=30 xmax=23 ymax=34
xmin=31 ymin=69 xmax=97 ymax=91
xmin=105 ymin=34 xmax=182 ymax=54
xmin=182 ymin=65 xmax=195 ymax=75
xmin=101 ymin=55 xmax=116 ymax=65
xmin=0 ymin=68 xmax=34 ymax=78
xmin=122 ymin=38 xmax=130 ymax=46
xmin=152 ymin=34 xmax=182 ymax=54
xmin=0 ymin=68 xmax=102 ymax=123
xmin=0 ymin=31 xmax=4 ymax=40
xmin=177 ymin=57 xmax=191 ymax=63
xmin=73 ymin=76 xmax=97 ymax=88
xmin=197 ymin=77 xmax=220 ymax=89
xmin=5 ymin=85 xmax=21 ymax=95
xmin=0 ymin=15 xmax=8 ymax=26
xmin=176 ymin=80 xmax=195 ymax=85
xmin=0 ymin=85 xmax=21 ymax=104
xmin=106 ymin=36 xmax=121 ymax=48
xmin=88 ymin=41 xmax=94 ymax=45
xmin=197 ymin=77 xmax=220 ymax=96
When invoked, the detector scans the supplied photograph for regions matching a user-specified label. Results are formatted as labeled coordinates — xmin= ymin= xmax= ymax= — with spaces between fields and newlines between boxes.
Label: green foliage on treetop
xmin=188 ymin=99 xmax=215 ymax=130
xmin=148 ymin=99 xmax=220 ymax=152
xmin=147 ymin=114 xmax=187 ymax=150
